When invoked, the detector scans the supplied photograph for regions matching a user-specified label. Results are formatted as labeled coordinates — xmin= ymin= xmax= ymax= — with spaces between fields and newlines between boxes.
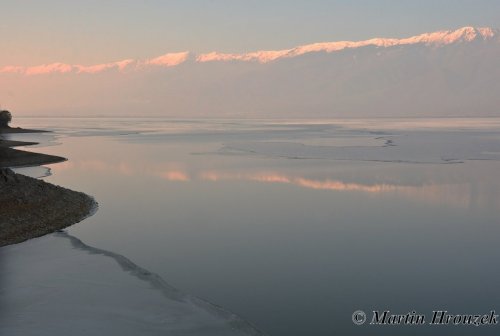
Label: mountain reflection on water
xmin=10 ymin=118 xmax=500 ymax=336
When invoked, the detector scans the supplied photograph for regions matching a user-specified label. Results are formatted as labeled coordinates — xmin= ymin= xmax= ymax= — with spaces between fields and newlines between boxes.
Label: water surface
xmin=11 ymin=118 xmax=500 ymax=335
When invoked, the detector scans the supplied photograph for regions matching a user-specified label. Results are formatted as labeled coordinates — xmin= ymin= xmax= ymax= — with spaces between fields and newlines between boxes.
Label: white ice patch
xmin=0 ymin=233 xmax=264 ymax=336
xmin=218 ymin=131 xmax=500 ymax=164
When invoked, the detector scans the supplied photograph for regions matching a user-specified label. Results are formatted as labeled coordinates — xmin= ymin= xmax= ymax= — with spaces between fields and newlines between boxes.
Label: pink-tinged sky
xmin=1 ymin=1 xmax=499 ymax=117
xmin=1 ymin=0 xmax=499 ymax=67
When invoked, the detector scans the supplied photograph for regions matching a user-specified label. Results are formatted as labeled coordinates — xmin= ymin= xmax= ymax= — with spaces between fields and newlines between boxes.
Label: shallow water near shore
xmin=6 ymin=117 xmax=500 ymax=335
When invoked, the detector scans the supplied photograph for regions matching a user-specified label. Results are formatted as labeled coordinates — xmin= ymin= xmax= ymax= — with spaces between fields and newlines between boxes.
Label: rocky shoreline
xmin=0 ymin=168 xmax=97 ymax=247
xmin=0 ymin=146 xmax=67 ymax=168
xmin=0 ymin=169 xmax=97 ymax=246
xmin=0 ymin=126 xmax=97 ymax=247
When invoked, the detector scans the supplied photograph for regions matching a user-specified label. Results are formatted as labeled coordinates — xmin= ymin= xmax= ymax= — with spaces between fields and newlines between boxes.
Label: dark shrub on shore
xmin=0 ymin=110 xmax=12 ymax=128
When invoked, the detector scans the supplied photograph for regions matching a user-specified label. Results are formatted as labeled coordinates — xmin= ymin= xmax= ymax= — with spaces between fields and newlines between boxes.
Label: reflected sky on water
xmin=10 ymin=118 xmax=500 ymax=335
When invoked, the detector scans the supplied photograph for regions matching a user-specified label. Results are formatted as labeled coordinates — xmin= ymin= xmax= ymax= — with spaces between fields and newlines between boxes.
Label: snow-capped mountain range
xmin=196 ymin=26 xmax=498 ymax=63
xmin=1 ymin=26 xmax=498 ymax=74
xmin=1 ymin=26 xmax=499 ymax=117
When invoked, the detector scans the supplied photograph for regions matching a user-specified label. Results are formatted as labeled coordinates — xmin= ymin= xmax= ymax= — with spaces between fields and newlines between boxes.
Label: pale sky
xmin=1 ymin=0 xmax=499 ymax=67
xmin=1 ymin=1 xmax=499 ymax=117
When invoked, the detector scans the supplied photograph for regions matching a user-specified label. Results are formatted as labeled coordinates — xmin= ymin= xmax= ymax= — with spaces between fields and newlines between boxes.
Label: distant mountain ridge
xmin=196 ymin=26 xmax=499 ymax=63
xmin=1 ymin=26 xmax=498 ymax=74
xmin=1 ymin=26 xmax=499 ymax=117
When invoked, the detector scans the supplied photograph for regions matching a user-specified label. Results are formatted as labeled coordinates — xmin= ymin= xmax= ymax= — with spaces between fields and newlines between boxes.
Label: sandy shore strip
xmin=0 ymin=127 xmax=97 ymax=247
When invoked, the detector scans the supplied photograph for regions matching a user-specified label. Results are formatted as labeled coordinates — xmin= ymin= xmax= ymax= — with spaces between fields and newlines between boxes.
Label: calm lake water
xmin=9 ymin=118 xmax=500 ymax=335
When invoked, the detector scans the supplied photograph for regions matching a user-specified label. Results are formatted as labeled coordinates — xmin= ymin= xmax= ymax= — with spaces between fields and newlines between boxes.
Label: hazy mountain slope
xmin=1 ymin=27 xmax=499 ymax=117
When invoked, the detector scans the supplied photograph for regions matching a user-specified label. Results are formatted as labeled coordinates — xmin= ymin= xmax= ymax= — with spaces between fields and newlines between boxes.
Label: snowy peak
xmin=1 ymin=26 xmax=498 ymax=75
xmin=2 ymin=28 xmax=500 ymax=117
xmin=197 ymin=26 xmax=498 ymax=63
xmin=399 ymin=26 xmax=497 ymax=45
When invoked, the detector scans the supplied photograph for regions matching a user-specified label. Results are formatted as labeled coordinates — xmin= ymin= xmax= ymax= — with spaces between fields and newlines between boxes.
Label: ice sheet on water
xmin=15 ymin=118 xmax=500 ymax=165
xmin=0 ymin=232 xmax=263 ymax=336
xmin=218 ymin=130 xmax=500 ymax=164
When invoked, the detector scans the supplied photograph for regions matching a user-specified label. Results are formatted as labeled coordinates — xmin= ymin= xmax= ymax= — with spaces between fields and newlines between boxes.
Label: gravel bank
xmin=0 ymin=168 xmax=97 ymax=247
